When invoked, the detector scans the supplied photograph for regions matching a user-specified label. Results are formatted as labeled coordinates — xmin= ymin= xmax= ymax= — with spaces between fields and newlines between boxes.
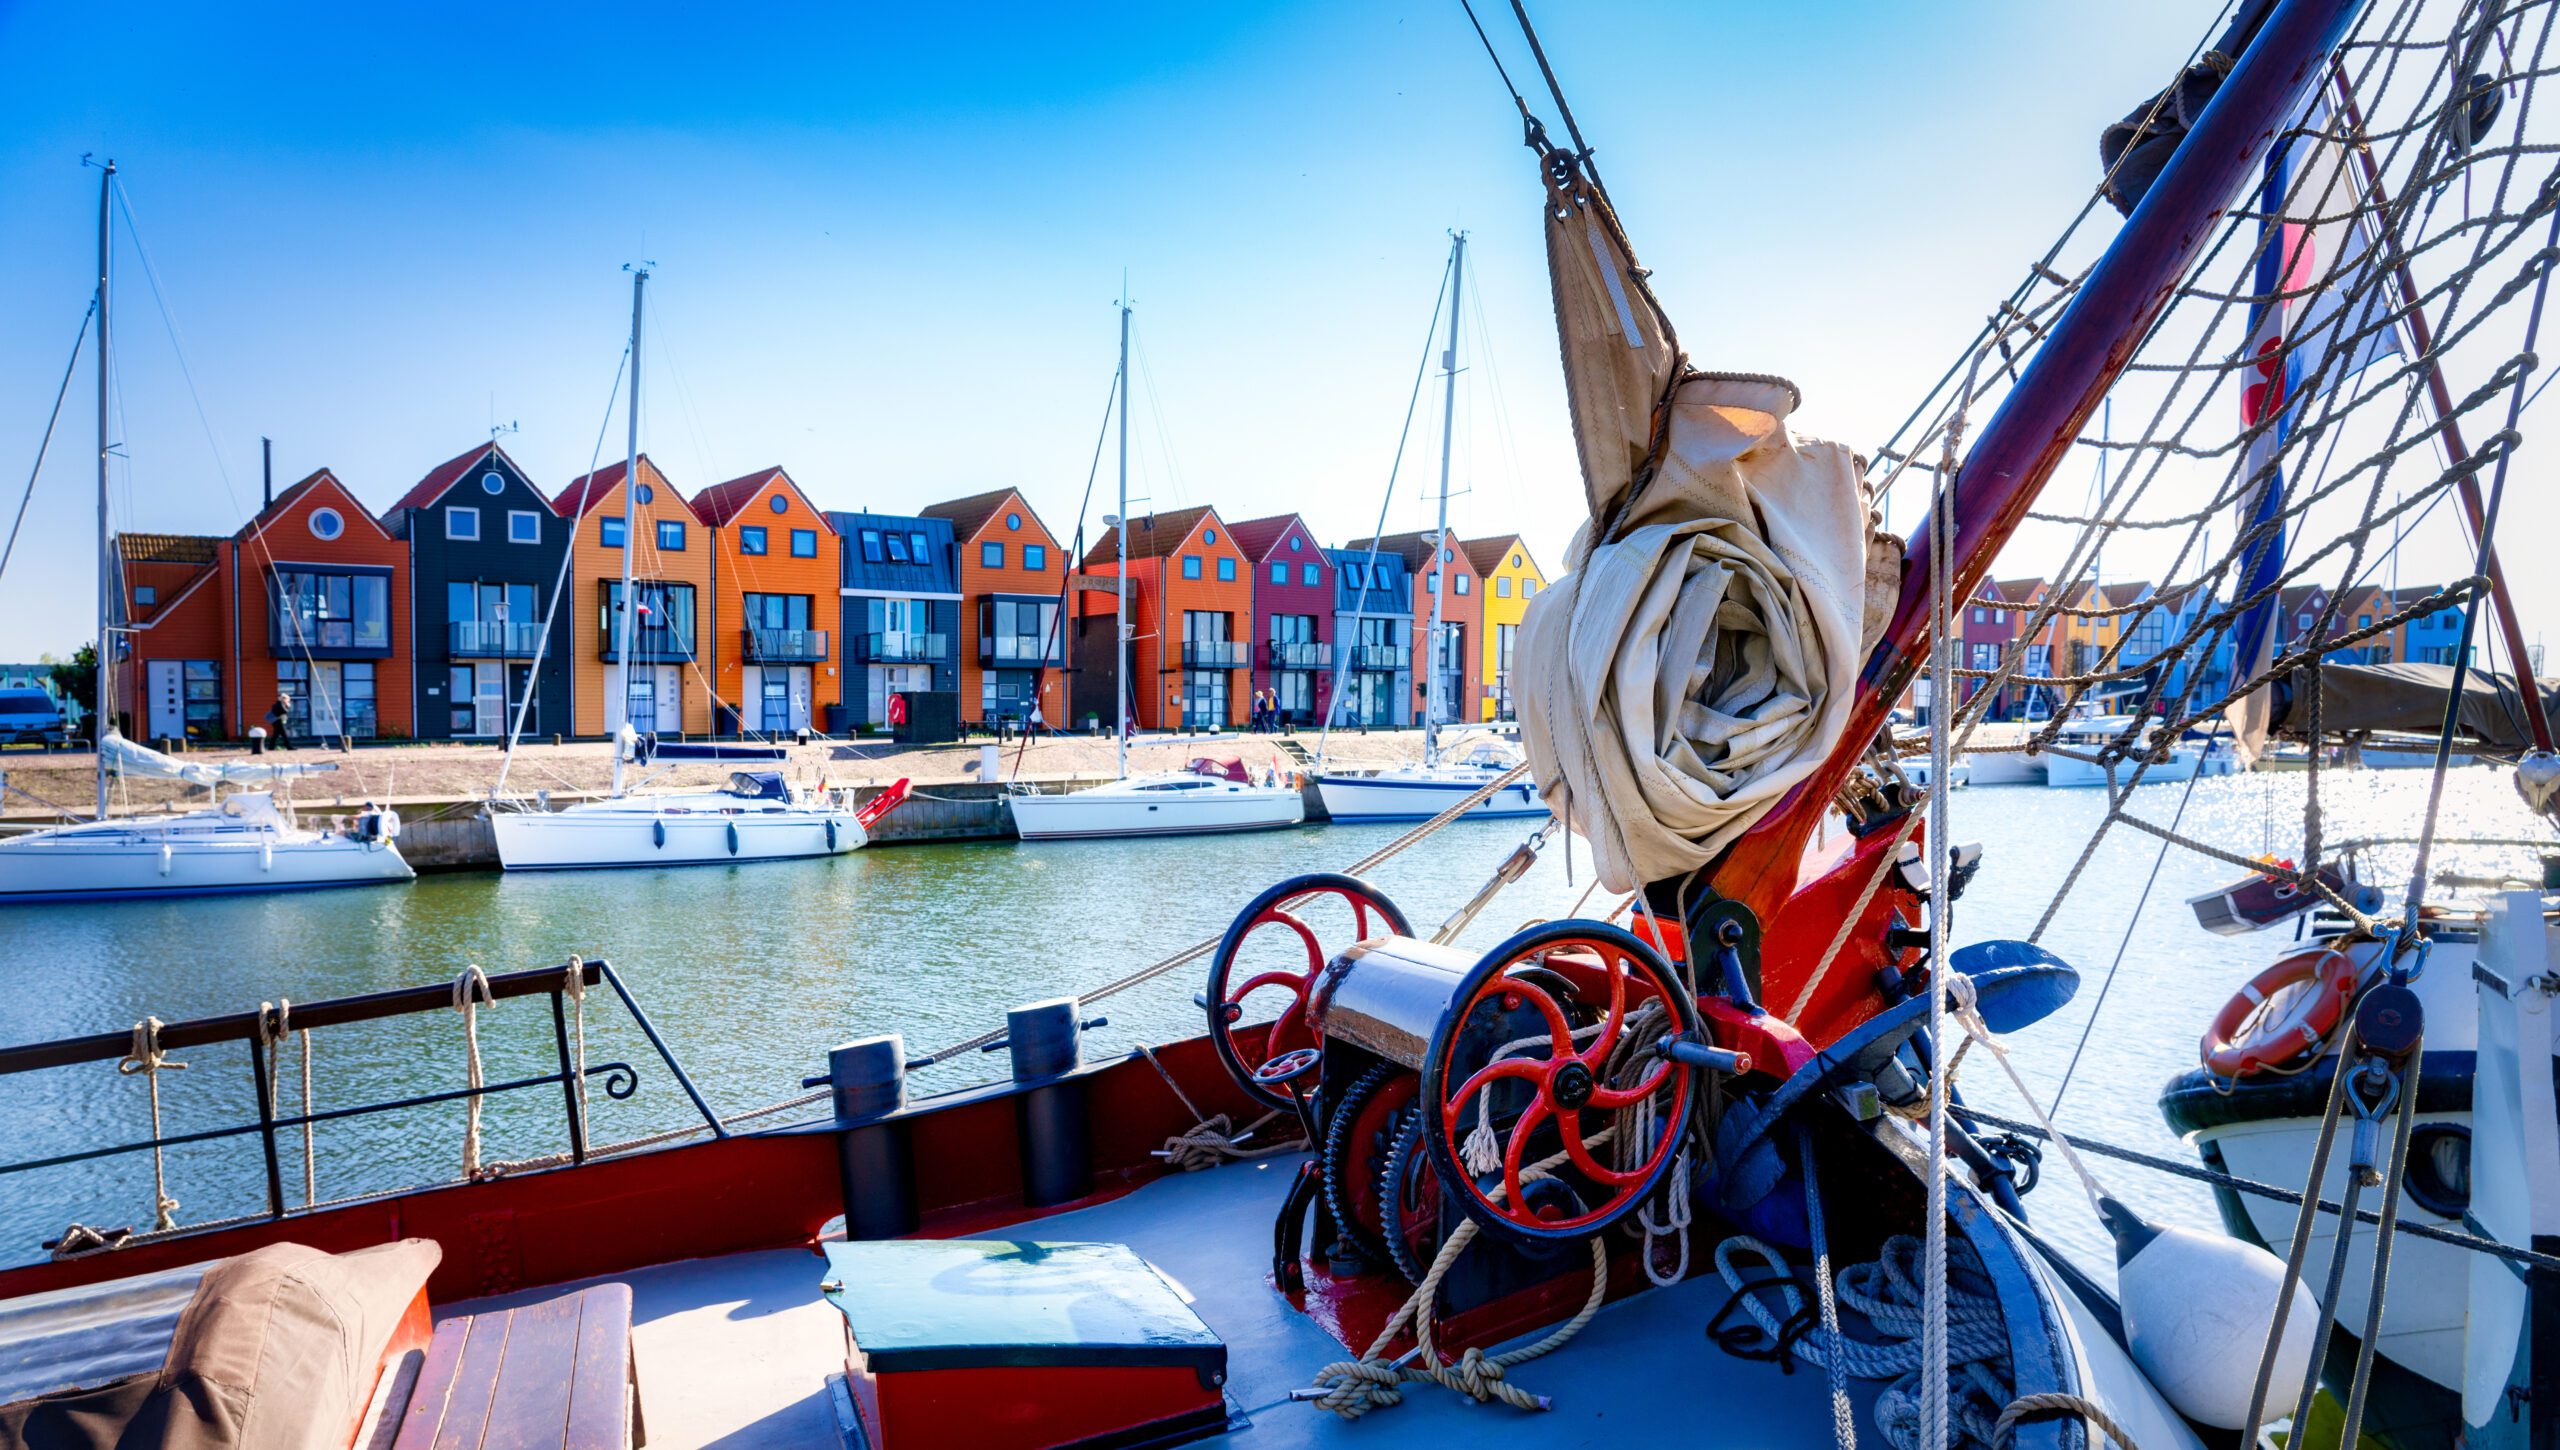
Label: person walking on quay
xmin=267 ymin=690 xmax=296 ymax=751
xmin=1029 ymin=699 xmax=1046 ymax=737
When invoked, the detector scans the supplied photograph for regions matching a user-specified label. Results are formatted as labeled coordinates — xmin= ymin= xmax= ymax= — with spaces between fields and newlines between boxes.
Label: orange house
xmin=115 ymin=533 xmax=232 ymax=742
xmin=921 ymin=488 xmax=1067 ymax=728
xmin=693 ymin=467 xmax=843 ymax=736
xmin=1080 ymin=506 xmax=1253 ymax=732
xmin=1356 ymin=530 xmax=1482 ymax=729
xmin=230 ymin=469 xmax=413 ymax=741
xmin=554 ymin=455 xmax=715 ymax=738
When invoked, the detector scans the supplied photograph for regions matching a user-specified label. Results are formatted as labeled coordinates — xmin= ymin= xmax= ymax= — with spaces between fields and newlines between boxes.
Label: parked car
xmin=0 ymin=688 xmax=67 ymax=746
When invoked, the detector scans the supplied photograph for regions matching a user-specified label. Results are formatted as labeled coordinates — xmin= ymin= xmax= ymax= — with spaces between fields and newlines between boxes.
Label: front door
xmin=655 ymin=666 xmax=683 ymax=734
xmin=307 ymin=661 xmax=345 ymax=738
xmin=473 ymin=670 xmax=506 ymax=737
xmin=147 ymin=661 xmax=184 ymax=740
xmin=761 ymin=669 xmax=792 ymax=733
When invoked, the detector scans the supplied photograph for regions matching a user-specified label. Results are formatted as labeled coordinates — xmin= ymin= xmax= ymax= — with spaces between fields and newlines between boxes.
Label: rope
xmin=259 ymin=998 xmax=317 ymax=1208
xmin=564 ymin=956 xmax=590 ymax=1147
xmin=1991 ymin=1393 xmax=2143 ymax=1449
xmin=452 ymin=965 xmax=493 ymax=1181
xmin=116 ymin=1017 xmax=185 ymax=1233
xmin=1801 ymin=1126 xmax=1860 ymax=1450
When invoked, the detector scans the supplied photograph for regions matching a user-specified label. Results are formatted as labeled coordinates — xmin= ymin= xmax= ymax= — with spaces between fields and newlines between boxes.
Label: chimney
xmin=261 ymin=437 xmax=273 ymax=509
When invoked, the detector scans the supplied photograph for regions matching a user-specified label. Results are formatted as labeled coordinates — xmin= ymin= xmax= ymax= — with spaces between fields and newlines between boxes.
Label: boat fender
xmin=2102 ymin=1195 xmax=2318 ymax=1428
xmin=726 ymin=820 xmax=740 ymax=856
xmin=2200 ymin=946 xmax=2359 ymax=1077
xmin=378 ymin=807 xmax=401 ymax=841
xmin=825 ymin=818 xmax=838 ymax=851
xmin=652 ymin=819 xmax=667 ymax=850
xmin=158 ymin=843 xmax=173 ymax=877
xmin=259 ymin=841 xmax=273 ymax=873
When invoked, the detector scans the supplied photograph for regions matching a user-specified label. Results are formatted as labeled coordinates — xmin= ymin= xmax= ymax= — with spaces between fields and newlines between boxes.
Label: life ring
xmin=2200 ymin=947 xmax=2361 ymax=1078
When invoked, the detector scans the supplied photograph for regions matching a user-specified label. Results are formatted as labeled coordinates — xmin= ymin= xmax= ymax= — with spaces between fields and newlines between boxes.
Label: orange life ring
xmin=2200 ymin=947 xmax=2361 ymax=1078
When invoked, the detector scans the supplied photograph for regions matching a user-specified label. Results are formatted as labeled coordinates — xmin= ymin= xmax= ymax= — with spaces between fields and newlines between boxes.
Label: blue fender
xmin=726 ymin=820 xmax=741 ymax=856
xmin=652 ymin=818 xmax=666 ymax=849
xmin=825 ymin=818 xmax=839 ymax=851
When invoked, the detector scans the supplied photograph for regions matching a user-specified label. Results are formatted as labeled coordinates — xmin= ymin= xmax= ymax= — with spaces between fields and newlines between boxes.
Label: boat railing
xmin=0 ymin=958 xmax=726 ymax=1255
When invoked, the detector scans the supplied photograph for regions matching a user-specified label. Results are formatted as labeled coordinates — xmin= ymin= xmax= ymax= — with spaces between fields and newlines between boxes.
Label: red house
xmin=1227 ymin=513 xmax=1332 ymax=728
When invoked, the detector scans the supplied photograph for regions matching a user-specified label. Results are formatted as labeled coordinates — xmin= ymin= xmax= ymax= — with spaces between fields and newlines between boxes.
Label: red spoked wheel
xmin=1418 ymin=920 xmax=1705 ymax=1249
xmin=1205 ymin=872 xmax=1411 ymax=1112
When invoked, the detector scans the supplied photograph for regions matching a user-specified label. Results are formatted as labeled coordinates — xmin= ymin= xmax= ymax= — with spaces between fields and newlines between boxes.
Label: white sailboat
xmin=1314 ymin=233 xmax=1549 ymax=825
xmin=1006 ymin=298 xmax=1305 ymax=842
xmin=486 ymin=268 xmax=901 ymax=871
xmin=0 ymin=162 xmax=411 ymax=905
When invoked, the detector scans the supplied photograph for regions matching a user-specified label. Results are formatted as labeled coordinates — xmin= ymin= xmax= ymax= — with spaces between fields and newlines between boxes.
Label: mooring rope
xmin=116 ymin=1017 xmax=185 ymax=1233
xmin=451 ymin=965 xmax=494 ymax=1181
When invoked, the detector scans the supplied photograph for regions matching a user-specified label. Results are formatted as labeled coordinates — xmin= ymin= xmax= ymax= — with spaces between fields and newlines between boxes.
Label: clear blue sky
xmin=2 ymin=2 xmax=2541 ymax=664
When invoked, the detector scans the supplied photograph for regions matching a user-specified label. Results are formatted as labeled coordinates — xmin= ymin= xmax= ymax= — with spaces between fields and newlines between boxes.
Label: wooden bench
xmin=389 ymin=1283 xmax=642 ymax=1449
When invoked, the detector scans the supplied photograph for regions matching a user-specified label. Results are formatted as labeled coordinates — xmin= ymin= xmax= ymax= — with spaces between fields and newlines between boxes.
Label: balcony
xmin=1351 ymin=644 xmax=1409 ymax=672
xmin=599 ymin=629 xmax=695 ymax=664
xmin=1182 ymin=640 xmax=1248 ymax=669
xmin=449 ymin=620 xmax=546 ymax=657
xmin=269 ymin=617 xmax=392 ymax=659
xmin=744 ymin=627 xmax=831 ymax=663
xmin=860 ymin=631 xmax=949 ymax=664
xmin=1266 ymin=640 xmax=1331 ymax=670
xmin=980 ymin=635 xmax=1062 ymax=666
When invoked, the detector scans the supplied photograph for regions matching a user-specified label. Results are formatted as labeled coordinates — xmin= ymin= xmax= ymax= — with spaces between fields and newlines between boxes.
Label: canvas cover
xmin=99 ymin=733 xmax=335 ymax=789
xmin=1517 ymin=165 xmax=1892 ymax=894
xmin=2267 ymin=661 xmax=2560 ymax=749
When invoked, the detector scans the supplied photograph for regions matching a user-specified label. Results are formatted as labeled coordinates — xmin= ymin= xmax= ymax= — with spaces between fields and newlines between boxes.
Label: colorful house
xmin=1957 ymin=577 xmax=2037 ymax=718
xmin=383 ymin=442 xmax=573 ymax=741
xmin=1352 ymin=531 xmax=1481 ymax=728
xmin=1078 ymin=506 xmax=1252 ymax=731
xmin=1326 ymin=545 xmax=1413 ymax=728
xmin=2276 ymin=582 xmax=2395 ymax=666
xmin=115 ymin=533 xmax=233 ymax=742
xmin=1462 ymin=536 xmax=1544 ymax=721
xmin=1228 ymin=514 xmax=1332 ymax=729
xmin=692 ymin=467 xmax=841 ymax=736
xmin=553 ymin=456 xmax=713 ymax=738
xmin=922 ymin=488 xmax=1068 ymax=729
xmin=830 ymin=510 xmax=962 ymax=728
xmin=230 ymin=469 xmax=412 ymax=742
xmin=2392 ymin=585 xmax=2472 ymax=666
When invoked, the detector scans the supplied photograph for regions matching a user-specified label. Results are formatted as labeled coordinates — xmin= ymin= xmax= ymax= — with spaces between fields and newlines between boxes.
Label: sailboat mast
xmin=610 ymin=266 xmax=648 ymax=799
xmin=94 ymin=159 xmax=115 ymax=821
xmin=1424 ymin=230 xmax=1465 ymax=762
xmin=1115 ymin=298 xmax=1131 ymax=779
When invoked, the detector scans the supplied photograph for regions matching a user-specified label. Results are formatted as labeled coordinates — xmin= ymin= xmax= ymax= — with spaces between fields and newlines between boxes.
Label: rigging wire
xmin=0 ymin=301 xmax=95 ymax=589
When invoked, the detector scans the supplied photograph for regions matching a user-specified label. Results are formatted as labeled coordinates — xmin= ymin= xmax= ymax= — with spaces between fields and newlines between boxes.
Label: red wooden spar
xmin=1710 ymin=0 xmax=2374 ymax=934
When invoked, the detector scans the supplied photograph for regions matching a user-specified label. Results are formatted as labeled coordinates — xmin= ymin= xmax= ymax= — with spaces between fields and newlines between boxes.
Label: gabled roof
xmin=1460 ymin=534 xmax=1529 ymax=578
xmin=117 ymin=533 xmax=222 ymax=565
xmin=692 ymin=466 xmax=827 ymax=529
xmin=554 ymin=459 xmax=630 ymax=519
xmin=1989 ymin=577 xmax=2045 ymax=604
xmin=919 ymin=487 xmax=1026 ymax=541
xmin=1346 ymin=530 xmax=1469 ymax=574
xmin=1083 ymin=506 xmax=1223 ymax=568
xmin=388 ymin=442 xmax=530 ymax=517
xmin=1225 ymin=513 xmax=1311 ymax=563
xmin=240 ymin=468 xmax=389 ymax=541
xmin=2100 ymin=581 xmax=2153 ymax=609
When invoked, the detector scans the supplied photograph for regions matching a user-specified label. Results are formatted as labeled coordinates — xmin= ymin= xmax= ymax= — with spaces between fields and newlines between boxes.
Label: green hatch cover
xmin=820 ymin=1239 xmax=1224 ymax=1376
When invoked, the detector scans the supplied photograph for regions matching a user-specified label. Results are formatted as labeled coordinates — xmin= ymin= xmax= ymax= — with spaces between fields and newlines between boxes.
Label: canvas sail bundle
xmin=99 ymin=732 xmax=335 ymax=788
xmin=1517 ymin=166 xmax=1894 ymax=894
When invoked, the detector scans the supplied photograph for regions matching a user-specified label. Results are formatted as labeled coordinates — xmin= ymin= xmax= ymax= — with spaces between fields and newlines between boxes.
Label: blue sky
xmin=2 ymin=3 xmax=2542 ymax=665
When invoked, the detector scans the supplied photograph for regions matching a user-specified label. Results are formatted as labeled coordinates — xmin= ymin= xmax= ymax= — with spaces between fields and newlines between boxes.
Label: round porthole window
xmin=1006 ymin=512 xmax=1022 ymax=531
xmin=770 ymin=494 xmax=789 ymax=515
xmin=2403 ymin=1123 xmax=2472 ymax=1218
xmin=481 ymin=471 xmax=505 ymax=496
xmin=1289 ymin=536 xmax=1301 ymax=551
xmin=309 ymin=508 xmax=344 ymax=541
xmin=1204 ymin=528 xmax=1217 ymax=545
xmin=635 ymin=483 xmax=654 ymax=505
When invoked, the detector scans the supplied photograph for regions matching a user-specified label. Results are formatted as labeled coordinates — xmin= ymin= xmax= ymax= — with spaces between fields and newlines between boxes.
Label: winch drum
xmin=1302 ymin=935 xmax=1481 ymax=1071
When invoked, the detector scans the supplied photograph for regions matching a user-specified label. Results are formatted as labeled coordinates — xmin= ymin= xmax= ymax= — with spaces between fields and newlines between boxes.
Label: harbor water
xmin=0 ymin=767 xmax=2549 ymax=1279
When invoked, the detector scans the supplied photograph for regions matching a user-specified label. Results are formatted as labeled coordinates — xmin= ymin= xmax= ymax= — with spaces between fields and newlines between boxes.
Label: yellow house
xmin=2056 ymin=580 xmax=2151 ymax=683
xmin=1463 ymin=535 xmax=1546 ymax=721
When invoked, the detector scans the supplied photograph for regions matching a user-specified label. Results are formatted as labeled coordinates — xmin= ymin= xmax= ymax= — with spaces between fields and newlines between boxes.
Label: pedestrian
xmin=1029 ymin=699 xmax=1045 ymax=736
xmin=267 ymin=690 xmax=296 ymax=751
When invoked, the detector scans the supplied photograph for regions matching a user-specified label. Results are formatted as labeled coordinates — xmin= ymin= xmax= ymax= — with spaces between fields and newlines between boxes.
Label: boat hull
xmin=2043 ymin=747 xmax=2199 ymax=788
xmin=1313 ymin=775 xmax=1547 ymax=821
xmin=489 ymin=803 xmax=865 ymax=870
xmin=1008 ymin=788 xmax=1304 ymax=840
xmin=0 ymin=822 xmax=413 ymax=904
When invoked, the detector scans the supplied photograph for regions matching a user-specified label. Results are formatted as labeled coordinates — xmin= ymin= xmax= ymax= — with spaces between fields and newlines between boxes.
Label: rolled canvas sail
xmin=100 ymin=731 xmax=337 ymax=787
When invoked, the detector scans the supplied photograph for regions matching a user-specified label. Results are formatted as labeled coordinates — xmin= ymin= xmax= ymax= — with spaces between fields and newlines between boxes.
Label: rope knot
xmin=118 ymin=1016 xmax=184 ymax=1076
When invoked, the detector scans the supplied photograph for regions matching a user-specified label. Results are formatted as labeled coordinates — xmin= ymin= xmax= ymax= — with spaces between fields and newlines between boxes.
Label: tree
xmin=49 ymin=644 xmax=96 ymax=732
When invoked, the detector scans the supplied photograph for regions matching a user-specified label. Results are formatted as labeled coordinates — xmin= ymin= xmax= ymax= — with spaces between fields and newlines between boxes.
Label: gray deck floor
xmin=459 ymin=1154 xmax=1875 ymax=1449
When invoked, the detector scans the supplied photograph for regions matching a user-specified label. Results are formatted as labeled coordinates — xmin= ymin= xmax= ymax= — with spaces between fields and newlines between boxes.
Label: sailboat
xmin=1315 ymin=233 xmax=1548 ymax=824
xmin=486 ymin=268 xmax=904 ymax=871
xmin=1007 ymin=300 xmax=1305 ymax=841
xmin=0 ymin=161 xmax=411 ymax=905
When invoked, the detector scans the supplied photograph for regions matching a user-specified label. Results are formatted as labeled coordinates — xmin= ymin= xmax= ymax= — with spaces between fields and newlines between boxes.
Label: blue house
xmin=2395 ymin=586 xmax=2473 ymax=666
xmin=1327 ymin=546 xmax=1413 ymax=727
xmin=383 ymin=443 xmax=574 ymax=740
xmin=828 ymin=510 xmax=962 ymax=727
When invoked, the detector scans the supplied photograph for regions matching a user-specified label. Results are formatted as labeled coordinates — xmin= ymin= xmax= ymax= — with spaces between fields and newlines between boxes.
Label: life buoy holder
xmin=2200 ymin=947 xmax=2361 ymax=1078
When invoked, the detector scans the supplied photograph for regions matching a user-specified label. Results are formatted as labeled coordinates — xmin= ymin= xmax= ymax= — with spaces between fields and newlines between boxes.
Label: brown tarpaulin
xmin=2268 ymin=661 xmax=2560 ymax=749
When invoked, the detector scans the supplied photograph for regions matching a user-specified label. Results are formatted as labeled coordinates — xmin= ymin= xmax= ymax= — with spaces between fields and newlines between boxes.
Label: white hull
xmin=1314 ymin=774 xmax=1547 ymax=821
xmin=490 ymin=796 xmax=866 ymax=870
xmin=1961 ymin=752 xmax=2046 ymax=787
xmin=1009 ymin=779 xmax=1305 ymax=840
xmin=0 ymin=806 xmax=412 ymax=904
xmin=2043 ymin=745 xmax=2199 ymax=788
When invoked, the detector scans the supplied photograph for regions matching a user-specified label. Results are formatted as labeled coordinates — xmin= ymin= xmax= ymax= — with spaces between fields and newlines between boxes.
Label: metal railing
xmin=860 ymin=631 xmax=949 ymax=663
xmin=1351 ymin=644 xmax=1410 ymax=671
xmin=1181 ymin=640 xmax=1247 ymax=668
xmin=744 ymin=627 xmax=830 ymax=662
xmin=1265 ymin=640 xmax=1331 ymax=669
xmin=0 ymin=960 xmax=722 ymax=1250
xmin=980 ymin=635 xmax=1061 ymax=664
xmin=268 ymin=618 xmax=391 ymax=655
xmin=449 ymin=620 xmax=545 ymax=657
xmin=600 ymin=630 xmax=695 ymax=663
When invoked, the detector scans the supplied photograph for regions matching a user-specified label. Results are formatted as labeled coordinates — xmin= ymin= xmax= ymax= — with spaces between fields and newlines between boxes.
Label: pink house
xmin=1228 ymin=513 xmax=1333 ymax=728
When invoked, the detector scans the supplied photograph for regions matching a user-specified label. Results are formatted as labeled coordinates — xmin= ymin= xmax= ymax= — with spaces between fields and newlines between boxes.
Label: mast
xmin=610 ymin=266 xmax=648 ymax=799
xmin=1115 ymin=297 xmax=1131 ymax=779
xmin=94 ymin=158 xmax=115 ymax=821
xmin=1424 ymin=230 xmax=1465 ymax=762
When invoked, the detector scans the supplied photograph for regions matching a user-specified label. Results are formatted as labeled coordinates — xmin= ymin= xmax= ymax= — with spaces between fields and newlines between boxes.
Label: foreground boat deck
xmin=455 ymin=1153 xmax=1877 ymax=1449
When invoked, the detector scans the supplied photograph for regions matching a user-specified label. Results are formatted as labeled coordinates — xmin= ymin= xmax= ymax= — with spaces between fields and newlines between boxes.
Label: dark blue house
xmin=1327 ymin=545 xmax=1413 ymax=727
xmin=385 ymin=443 xmax=574 ymax=740
xmin=828 ymin=510 xmax=961 ymax=727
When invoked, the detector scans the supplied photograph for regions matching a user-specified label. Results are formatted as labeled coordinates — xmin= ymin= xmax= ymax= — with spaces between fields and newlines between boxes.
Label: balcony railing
xmin=1351 ymin=644 xmax=1410 ymax=672
xmin=599 ymin=629 xmax=696 ymax=663
xmin=744 ymin=627 xmax=830 ymax=663
xmin=1182 ymin=640 xmax=1248 ymax=669
xmin=450 ymin=620 xmax=546 ymax=657
xmin=269 ymin=618 xmax=392 ymax=658
xmin=1265 ymin=640 xmax=1331 ymax=669
xmin=981 ymin=635 xmax=1062 ymax=665
xmin=860 ymin=631 xmax=950 ymax=664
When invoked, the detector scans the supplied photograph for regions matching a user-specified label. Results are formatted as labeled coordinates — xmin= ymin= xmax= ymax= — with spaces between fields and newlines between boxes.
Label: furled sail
xmin=1517 ymin=162 xmax=1894 ymax=894
xmin=100 ymin=731 xmax=337 ymax=787
xmin=2265 ymin=662 xmax=2560 ymax=751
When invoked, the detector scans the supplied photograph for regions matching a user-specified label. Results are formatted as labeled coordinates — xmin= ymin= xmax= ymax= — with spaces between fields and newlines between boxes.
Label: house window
xmin=909 ymin=531 xmax=928 ymax=560
xmin=1496 ymin=576 xmax=1512 ymax=598
xmin=181 ymin=660 xmax=220 ymax=738
xmin=1217 ymin=557 xmax=1236 ymax=582
xmin=309 ymin=508 xmax=345 ymax=541
xmin=1289 ymin=536 xmax=1302 ymax=552
xmin=1456 ymin=574 xmax=1470 ymax=595
xmin=1522 ymin=579 xmax=1538 ymax=598
xmin=884 ymin=531 xmax=910 ymax=563
xmin=1510 ymin=553 xmax=1521 ymax=568
xmin=770 ymin=493 xmax=789 ymax=515
xmin=860 ymin=530 xmax=884 ymax=562
xmin=1994 ymin=609 xmax=2006 ymax=624
xmin=982 ymin=542 xmax=1004 ymax=568
xmin=481 ymin=471 xmax=506 ymax=496
xmin=634 ymin=483 xmax=654 ymax=504
xmin=271 ymin=569 xmax=391 ymax=651
xmin=1272 ymin=562 xmax=1288 ymax=585
xmin=600 ymin=581 xmax=697 ymax=656
xmin=741 ymin=526 xmax=769 ymax=556
xmin=276 ymin=659 xmax=377 ymax=739
xmin=135 ymin=585 xmax=157 ymax=607
xmin=791 ymin=529 xmax=817 ymax=558
xmin=601 ymin=517 xmax=626 ymax=548
xmin=1006 ymin=512 xmax=1022 ymax=531
xmin=1204 ymin=528 xmax=1218 ymax=545
xmin=1302 ymin=563 xmax=1319 ymax=587
xmin=508 ymin=510 xmax=542 ymax=544
xmin=1183 ymin=555 xmax=1202 ymax=580
xmin=446 ymin=507 xmax=480 ymax=540
xmin=1427 ymin=571 xmax=1439 ymax=594
xmin=656 ymin=520 xmax=686 ymax=551
xmin=1971 ymin=607 xmax=1985 ymax=624
xmin=1023 ymin=543 xmax=1046 ymax=571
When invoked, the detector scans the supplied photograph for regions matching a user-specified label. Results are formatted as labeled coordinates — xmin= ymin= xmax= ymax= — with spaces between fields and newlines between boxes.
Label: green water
xmin=0 ymin=769 xmax=2548 ymax=1275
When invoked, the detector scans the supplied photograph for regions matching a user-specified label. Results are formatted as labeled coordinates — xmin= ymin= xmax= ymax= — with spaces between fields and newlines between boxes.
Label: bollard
xmin=1003 ymin=998 xmax=1097 ymax=1207
xmin=822 ymin=1034 xmax=916 ymax=1239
